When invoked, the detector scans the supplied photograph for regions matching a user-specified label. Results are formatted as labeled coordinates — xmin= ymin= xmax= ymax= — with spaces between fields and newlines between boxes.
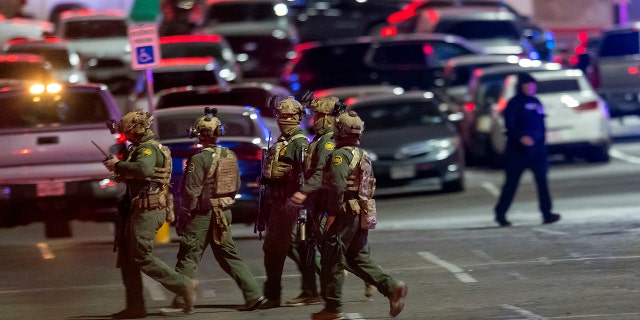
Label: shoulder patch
xmin=139 ymin=148 xmax=152 ymax=157
xmin=324 ymin=141 xmax=335 ymax=151
xmin=333 ymin=155 xmax=343 ymax=165
xmin=186 ymin=162 xmax=195 ymax=173
xmin=279 ymin=146 xmax=287 ymax=156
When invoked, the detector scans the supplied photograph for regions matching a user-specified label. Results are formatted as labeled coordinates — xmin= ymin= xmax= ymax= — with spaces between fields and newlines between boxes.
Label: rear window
xmin=161 ymin=42 xmax=226 ymax=62
xmin=157 ymin=89 xmax=277 ymax=117
xmin=599 ymin=31 xmax=640 ymax=57
xmin=205 ymin=3 xmax=279 ymax=23
xmin=536 ymin=79 xmax=580 ymax=94
xmin=0 ymin=62 xmax=53 ymax=82
xmin=153 ymin=70 xmax=219 ymax=92
xmin=63 ymin=19 xmax=128 ymax=39
xmin=353 ymin=101 xmax=444 ymax=131
xmin=0 ymin=90 xmax=109 ymax=129
xmin=158 ymin=113 xmax=256 ymax=140
xmin=435 ymin=20 xmax=521 ymax=40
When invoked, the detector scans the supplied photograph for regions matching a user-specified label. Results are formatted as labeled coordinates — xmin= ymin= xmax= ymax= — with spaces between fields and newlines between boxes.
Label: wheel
xmin=585 ymin=144 xmax=610 ymax=163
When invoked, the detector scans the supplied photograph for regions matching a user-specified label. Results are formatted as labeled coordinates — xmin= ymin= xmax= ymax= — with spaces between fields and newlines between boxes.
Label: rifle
xmin=295 ymin=148 xmax=307 ymax=242
xmin=254 ymin=143 xmax=270 ymax=240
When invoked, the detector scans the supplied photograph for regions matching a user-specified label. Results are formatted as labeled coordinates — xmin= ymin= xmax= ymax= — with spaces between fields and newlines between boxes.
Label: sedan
xmin=155 ymin=105 xmax=273 ymax=224
xmin=348 ymin=91 xmax=465 ymax=195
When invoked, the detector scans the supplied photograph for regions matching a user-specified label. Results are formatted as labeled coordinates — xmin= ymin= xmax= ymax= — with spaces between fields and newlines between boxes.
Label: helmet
xmin=310 ymin=97 xmax=337 ymax=115
xmin=118 ymin=110 xmax=152 ymax=135
xmin=190 ymin=107 xmax=225 ymax=138
xmin=276 ymin=97 xmax=305 ymax=117
xmin=334 ymin=110 xmax=364 ymax=138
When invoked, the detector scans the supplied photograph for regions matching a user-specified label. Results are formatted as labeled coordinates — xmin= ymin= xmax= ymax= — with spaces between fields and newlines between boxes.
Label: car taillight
xmin=235 ymin=145 xmax=262 ymax=161
xmin=572 ymin=101 xmax=598 ymax=112
xmin=380 ymin=26 xmax=398 ymax=37
xmin=464 ymin=102 xmax=475 ymax=112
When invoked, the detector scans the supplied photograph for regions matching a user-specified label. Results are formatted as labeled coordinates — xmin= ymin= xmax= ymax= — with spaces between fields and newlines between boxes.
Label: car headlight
xmin=395 ymin=138 xmax=459 ymax=160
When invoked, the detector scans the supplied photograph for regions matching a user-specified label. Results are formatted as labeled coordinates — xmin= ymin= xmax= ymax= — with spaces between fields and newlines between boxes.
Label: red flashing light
xmin=628 ymin=66 xmax=639 ymax=75
xmin=464 ymin=102 xmax=475 ymax=112
xmin=422 ymin=44 xmax=433 ymax=55
xmin=160 ymin=34 xmax=222 ymax=44
xmin=380 ymin=26 xmax=398 ymax=37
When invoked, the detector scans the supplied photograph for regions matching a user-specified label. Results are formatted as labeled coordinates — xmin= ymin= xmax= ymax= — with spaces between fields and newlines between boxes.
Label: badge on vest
xmin=333 ymin=155 xmax=342 ymax=165
xmin=325 ymin=141 xmax=335 ymax=150
xmin=139 ymin=148 xmax=152 ymax=156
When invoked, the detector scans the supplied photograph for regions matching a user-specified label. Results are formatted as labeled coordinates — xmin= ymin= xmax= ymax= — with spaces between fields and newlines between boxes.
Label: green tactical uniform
xmin=319 ymin=145 xmax=403 ymax=315
xmin=288 ymin=127 xmax=334 ymax=297
xmin=174 ymin=144 xmax=262 ymax=304
xmin=114 ymin=133 xmax=192 ymax=312
xmin=262 ymin=127 xmax=310 ymax=301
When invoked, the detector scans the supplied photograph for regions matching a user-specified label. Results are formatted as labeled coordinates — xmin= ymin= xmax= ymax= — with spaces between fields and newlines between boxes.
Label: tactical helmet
xmin=276 ymin=97 xmax=305 ymax=117
xmin=190 ymin=107 xmax=225 ymax=139
xmin=334 ymin=110 xmax=364 ymax=138
xmin=118 ymin=110 xmax=153 ymax=135
xmin=310 ymin=97 xmax=337 ymax=115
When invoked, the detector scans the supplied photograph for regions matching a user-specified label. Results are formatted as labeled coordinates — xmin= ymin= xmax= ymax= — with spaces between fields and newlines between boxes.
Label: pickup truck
xmin=0 ymin=80 xmax=125 ymax=237
xmin=592 ymin=24 xmax=640 ymax=117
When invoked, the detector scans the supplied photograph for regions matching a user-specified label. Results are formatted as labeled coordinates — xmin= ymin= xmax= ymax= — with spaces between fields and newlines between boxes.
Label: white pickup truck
xmin=0 ymin=80 xmax=125 ymax=237
xmin=593 ymin=23 xmax=640 ymax=118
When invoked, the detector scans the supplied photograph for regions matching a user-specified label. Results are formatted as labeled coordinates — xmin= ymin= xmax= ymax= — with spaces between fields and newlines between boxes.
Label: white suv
xmin=0 ymin=80 xmax=125 ymax=237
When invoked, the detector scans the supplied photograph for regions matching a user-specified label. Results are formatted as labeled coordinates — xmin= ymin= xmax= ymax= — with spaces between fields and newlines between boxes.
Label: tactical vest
xmin=345 ymin=147 xmax=376 ymax=199
xmin=263 ymin=133 xmax=307 ymax=179
xmin=121 ymin=140 xmax=172 ymax=186
xmin=203 ymin=146 xmax=239 ymax=197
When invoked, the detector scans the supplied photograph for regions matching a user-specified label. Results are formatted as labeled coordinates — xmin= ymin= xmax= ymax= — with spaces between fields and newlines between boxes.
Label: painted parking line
xmin=36 ymin=242 xmax=54 ymax=260
xmin=502 ymin=304 xmax=548 ymax=320
xmin=531 ymin=227 xmax=567 ymax=235
xmin=417 ymin=251 xmax=477 ymax=283
xmin=481 ymin=181 xmax=501 ymax=197
xmin=609 ymin=148 xmax=640 ymax=164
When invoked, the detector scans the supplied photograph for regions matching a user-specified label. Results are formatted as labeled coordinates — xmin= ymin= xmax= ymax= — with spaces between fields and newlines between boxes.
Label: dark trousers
xmin=494 ymin=148 xmax=553 ymax=220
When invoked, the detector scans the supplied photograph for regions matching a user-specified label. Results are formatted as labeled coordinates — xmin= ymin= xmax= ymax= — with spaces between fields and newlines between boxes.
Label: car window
xmin=599 ymin=31 xmax=640 ymax=57
xmin=434 ymin=20 xmax=521 ymax=40
xmin=0 ymin=62 xmax=53 ymax=81
xmin=354 ymin=101 xmax=443 ymax=131
xmin=368 ymin=41 xmax=473 ymax=70
xmin=535 ymin=79 xmax=580 ymax=94
xmin=157 ymin=89 xmax=278 ymax=117
xmin=7 ymin=47 xmax=72 ymax=68
xmin=474 ymin=74 xmax=508 ymax=109
xmin=205 ymin=3 xmax=278 ymax=23
xmin=158 ymin=113 xmax=256 ymax=140
xmin=153 ymin=70 xmax=219 ymax=92
xmin=161 ymin=42 xmax=226 ymax=61
xmin=0 ymin=91 xmax=109 ymax=129
xmin=63 ymin=20 xmax=128 ymax=38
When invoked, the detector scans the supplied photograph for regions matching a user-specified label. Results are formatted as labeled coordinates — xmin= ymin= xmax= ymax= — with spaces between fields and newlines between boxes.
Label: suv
xmin=195 ymin=0 xmax=298 ymax=81
xmin=0 ymin=80 xmax=125 ymax=236
xmin=589 ymin=23 xmax=640 ymax=118
xmin=282 ymin=33 xmax=483 ymax=95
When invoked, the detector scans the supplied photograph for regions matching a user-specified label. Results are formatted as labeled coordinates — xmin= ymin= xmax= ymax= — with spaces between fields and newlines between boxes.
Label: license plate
xmin=390 ymin=165 xmax=416 ymax=179
xmin=37 ymin=181 xmax=65 ymax=197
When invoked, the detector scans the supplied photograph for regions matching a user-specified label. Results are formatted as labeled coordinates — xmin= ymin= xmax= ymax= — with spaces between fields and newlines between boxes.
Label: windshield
xmin=153 ymin=70 xmax=219 ymax=92
xmin=435 ymin=20 xmax=520 ymax=40
xmin=158 ymin=112 xmax=257 ymax=140
xmin=158 ymin=89 xmax=277 ymax=118
xmin=161 ymin=42 xmax=227 ymax=63
xmin=0 ymin=62 xmax=53 ymax=82
xmin=63 ymin=20 xmax=128 ymax=39
xmin=0 ymin=91 xmax=109 ymax=129
xmin=353 ymin=101 xmax=444 ymax=131
xmin=536 ymin=79 xmax=580 ymax=94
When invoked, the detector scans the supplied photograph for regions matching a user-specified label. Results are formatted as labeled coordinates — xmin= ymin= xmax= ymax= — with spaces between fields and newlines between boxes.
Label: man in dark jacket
xmin=494 ymin=72 xmax=561 ymax=227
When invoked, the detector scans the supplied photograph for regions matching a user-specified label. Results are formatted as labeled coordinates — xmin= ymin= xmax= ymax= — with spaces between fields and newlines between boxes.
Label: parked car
xmin=154 ymin=105 xmax=273 ymax=224
xmin=459 ymin=61 xmax=563 ymax=165
xmin=128 ymin=57 xmax=227 ymax=112
xmin=195 ymin=0 xmax=298 ymax=81
xmin=0 ymin=79 xmax=125 ymax=236
xmin=288 ymin=0 xmax=412 ymax=43
xmin=385 ymin=0 xmax=554 ymax=60
xmin=348 ymin=91 xmax=465 ymax=195
xmin=3 ymin=37 xmax=88 ymax=84
xmin=56 ymin=9 xmax=134 ymax=94
xmin=0 ymin=53 xmax=57 ymax=82
xmin=0 ymin=17 xmax=53 ymax=47
xmin=490 ymin=69 xmax=611 ymax=165
xmin=159 ymin=33 xmax=243 ymax=82
xmin=585 ymin=23 xmax=640 ymax=118
xmin=155 ymin=81 xmax=292 ymax=135
xmin=282 ymin=33 xmax=484 ymax=95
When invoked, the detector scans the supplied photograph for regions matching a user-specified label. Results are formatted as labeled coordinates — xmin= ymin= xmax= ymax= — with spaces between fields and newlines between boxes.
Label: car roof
xmin=59 ymin=9 xmax=127 ymax=21
xmin=349 ymin=90 xmax=442 ymax=107
xmin=473 ymin=61 xmax=563 ymax=77
xmin=298 ymin=33 xmax=484 ymax=53
xmin=157 ymin=81 xmax=290 ymax=97
xmin=514 ymin=68 xmax=586 ymax=81
xmin=426 ymin=6 xmax=518 ymax=21
xmin=445 ymin=54 xmax=521 ymax=67
xmin=155 ymin=105 xmax=259 ymax=116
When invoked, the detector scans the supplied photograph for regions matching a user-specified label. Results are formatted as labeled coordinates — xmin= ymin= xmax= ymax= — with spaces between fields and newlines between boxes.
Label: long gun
xmin=254 ymin=138 xmax=270 ymax=240
xmin=296 ymin=148 xmax=307 ymax=242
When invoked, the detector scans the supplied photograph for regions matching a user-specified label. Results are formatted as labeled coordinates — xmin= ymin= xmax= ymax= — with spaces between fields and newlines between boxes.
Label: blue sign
xmin=136 ymin=46 xmax=155 ymax=65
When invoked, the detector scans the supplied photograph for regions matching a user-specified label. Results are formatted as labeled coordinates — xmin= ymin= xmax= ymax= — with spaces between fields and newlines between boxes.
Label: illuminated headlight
xmin=273 ymin=3 xmax=288 ymax=16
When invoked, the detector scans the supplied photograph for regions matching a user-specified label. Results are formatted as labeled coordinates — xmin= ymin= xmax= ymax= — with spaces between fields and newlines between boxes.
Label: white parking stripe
xmin=344 ymin=313 xmax=365 ymax=319
xmin=609 ymin=148 xmax=640 ymax=164
xmin=36 ymin=242 xmax=54 ymax=260
xmin=481 ymin=181 xmax=501 ymax=197
xmin=418 ymin=251 xmax=477 ymax=283
xmin=531 ymin=227 xmax=567 ymax=235
xmin=502 ymin=304 xmax=548 ymax=319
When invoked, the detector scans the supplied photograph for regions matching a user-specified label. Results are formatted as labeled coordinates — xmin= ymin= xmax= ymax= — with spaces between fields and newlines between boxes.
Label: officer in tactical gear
xmin=256 ymin=97 xmax=310 ymax=309
xmin=164 ymin=108 xmax=265 ymax=313
xmin=103 ymin=109 xmax=197 ymax=319
xmin=312 ymin=111 xmax=408 ymax=320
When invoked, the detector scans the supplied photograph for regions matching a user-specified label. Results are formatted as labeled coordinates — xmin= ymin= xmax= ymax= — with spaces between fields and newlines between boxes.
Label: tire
xmin=585 ymin=144 xmax=610 ymax=163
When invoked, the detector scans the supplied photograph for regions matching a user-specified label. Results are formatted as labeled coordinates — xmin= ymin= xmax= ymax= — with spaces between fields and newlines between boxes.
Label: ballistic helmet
xmin=276 ymin=97 xmax=305 ymax=117
xmin=118 ymin=109 xmax=153 ymax=135
xmin=310 ymin=97 xmax=337 ymax=115
xmin=190 ymin=107 xmax=225 ymax=138
xmin=334 ymin=110 xmax=364 ymax=138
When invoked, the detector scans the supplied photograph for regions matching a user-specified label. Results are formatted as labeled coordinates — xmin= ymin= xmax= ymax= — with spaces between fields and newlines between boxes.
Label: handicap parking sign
xmin=128 ymin=24 xmax=161 ymax=70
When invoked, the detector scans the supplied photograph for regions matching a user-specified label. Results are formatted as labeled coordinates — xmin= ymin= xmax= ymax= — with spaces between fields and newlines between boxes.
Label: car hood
xmin=359 ymin=125 xmax=454 ymax=155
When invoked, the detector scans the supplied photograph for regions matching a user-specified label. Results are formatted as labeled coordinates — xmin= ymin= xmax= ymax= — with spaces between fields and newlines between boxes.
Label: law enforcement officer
xmin=313 ymin=111 xmax=407 ymax=320
xmin=494 ymin=72 xmax=561 ymax=227
xmin=164 ymin=108 xmax=265 ymax=313
xmin=103 ymin=110 xmax=197 ymax=319
xmin=256 ymin=97 xmax=310 ymax=309
xmin=286 ymin=96 xmax=337 ymax=306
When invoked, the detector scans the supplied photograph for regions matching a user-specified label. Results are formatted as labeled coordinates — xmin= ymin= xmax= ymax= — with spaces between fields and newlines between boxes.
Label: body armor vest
xmin=345 ymin=147 xmax=376 ymax=199
xmin=203 ymin=146 xmax=239 ymax=197
xmin=263 ymin=133 xmax=306 ymax=179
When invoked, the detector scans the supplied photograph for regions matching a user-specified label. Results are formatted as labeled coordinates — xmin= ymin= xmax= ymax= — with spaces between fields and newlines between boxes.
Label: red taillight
xmin=628 ymin=66 xmax=639 ymax=75
xmin=464 ymin=102 xmax=475 ymax=112
xmin=235 ymin=145 xmax=262 ymax=161
xmin=572 ymin=101 xmax=598 ymax=112
xmin=380 ymin=26 xmax=398 ymax=37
